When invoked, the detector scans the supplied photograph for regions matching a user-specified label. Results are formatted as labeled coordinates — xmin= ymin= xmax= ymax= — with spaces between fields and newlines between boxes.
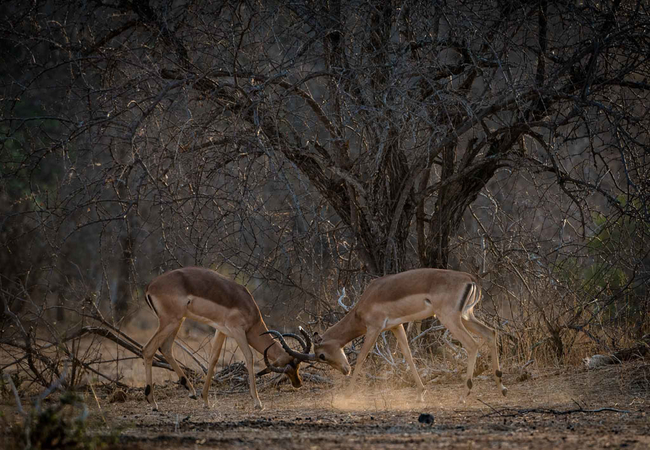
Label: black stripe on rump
xmin=458 ymin=283 xmax=473 ymax=312
xmin=145 ymin=293 xmax=159 ymax=316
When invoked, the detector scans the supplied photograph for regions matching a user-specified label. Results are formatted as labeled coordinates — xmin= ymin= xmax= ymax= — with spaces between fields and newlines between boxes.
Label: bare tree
xmin=1 ymin=0 xmax=649 ymax=362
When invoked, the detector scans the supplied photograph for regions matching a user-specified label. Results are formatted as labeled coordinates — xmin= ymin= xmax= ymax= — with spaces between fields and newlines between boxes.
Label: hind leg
xmin=143 ymin=319 xmax=181 ymax=411
xmin=462 ymin=313 xmax=507 ymax=396
xmin=158 ymin=320 xmax=198 ymax=399
xmin=437 ymin=315 xmax=479 ymax=401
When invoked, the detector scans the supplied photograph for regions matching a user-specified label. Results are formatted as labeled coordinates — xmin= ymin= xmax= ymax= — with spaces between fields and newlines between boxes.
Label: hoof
xmin=502 ymin=387 xmax=508 ymax=397
xmin=144 ymin=384 xmax=152 ymax=403
xmin=254 ymin=402 xmax=264 ymax=410
xmin=189 ymin=393 xmax=198 ymax=400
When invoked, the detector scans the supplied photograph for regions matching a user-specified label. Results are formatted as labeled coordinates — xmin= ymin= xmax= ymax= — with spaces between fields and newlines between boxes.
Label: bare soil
xmin=2 ymin=318 xmax=648 ymax=449
xmin=10 ymin=361 xmax=643 ymax=449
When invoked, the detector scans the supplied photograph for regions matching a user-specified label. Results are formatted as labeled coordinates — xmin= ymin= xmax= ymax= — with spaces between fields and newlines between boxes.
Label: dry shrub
xmin=626 ymin=364 xmax=650 ymax=394
xmin=5 ymin=392 xmax=117 ymax=450
xmin=108 ymin=389 xmax=128 ymax=404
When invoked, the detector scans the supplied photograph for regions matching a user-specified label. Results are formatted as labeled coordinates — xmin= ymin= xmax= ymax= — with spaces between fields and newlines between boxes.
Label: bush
xmin=6 ymin=392 xmax=116 ymax=450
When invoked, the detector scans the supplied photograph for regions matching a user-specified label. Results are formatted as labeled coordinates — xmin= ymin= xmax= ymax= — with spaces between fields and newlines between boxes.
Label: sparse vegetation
xmin=4 ymin=391 xmax=116 ymax=450
xmin=1 ymin=0 xmax=649 ymax=447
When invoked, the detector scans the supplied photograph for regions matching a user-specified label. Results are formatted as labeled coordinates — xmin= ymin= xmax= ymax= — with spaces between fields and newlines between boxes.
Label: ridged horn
xmin=298 ymin=326 xmax=312 ymax=353
xmin=262 ymin=330 xmax=317 ymax=362
xmin=262 ymin=344 xmax=288 ymax=373
xmin=281 ymin=332 xmax=309 ymax=353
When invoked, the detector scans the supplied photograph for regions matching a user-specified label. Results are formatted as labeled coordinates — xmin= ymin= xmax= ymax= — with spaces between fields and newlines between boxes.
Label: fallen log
xmin=584 ymin=335 xmax=649 ymax=369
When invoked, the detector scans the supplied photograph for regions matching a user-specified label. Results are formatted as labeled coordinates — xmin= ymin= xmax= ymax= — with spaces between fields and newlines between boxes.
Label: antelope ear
xmin=256 ymin=367 xmax=271 ymax=377
xmin=313 ymin=332 xmax=323 ymax=345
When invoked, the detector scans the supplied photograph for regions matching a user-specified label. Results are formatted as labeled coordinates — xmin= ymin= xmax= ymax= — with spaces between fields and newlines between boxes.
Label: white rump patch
xmin=460 ymin=283 xmax=478 ymax=320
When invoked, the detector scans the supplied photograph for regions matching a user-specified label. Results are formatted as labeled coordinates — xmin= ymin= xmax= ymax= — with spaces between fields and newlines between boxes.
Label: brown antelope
xmin=142 ymin=267 xmax=308 ymax=410
xmin=269 ymin=268 xmax=507 ymax=401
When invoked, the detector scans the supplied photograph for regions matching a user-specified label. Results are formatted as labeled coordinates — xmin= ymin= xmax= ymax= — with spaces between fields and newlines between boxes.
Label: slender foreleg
xmin=391 ymin=324 xmax=427 ymax=402
xmin=201 ymin=331 xmax=226 ymax=407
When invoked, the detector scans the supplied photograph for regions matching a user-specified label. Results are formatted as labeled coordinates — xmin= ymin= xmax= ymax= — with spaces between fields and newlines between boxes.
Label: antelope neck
xmin=247 ymin=321 xmax=285 ymax=362
xmin=323 ymin=308 xmax=366 ymax=347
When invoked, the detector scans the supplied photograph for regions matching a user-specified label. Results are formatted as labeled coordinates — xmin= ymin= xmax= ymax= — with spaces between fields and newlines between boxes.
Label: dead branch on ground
xmin=478 ymin=398 xmax=631 ymax=418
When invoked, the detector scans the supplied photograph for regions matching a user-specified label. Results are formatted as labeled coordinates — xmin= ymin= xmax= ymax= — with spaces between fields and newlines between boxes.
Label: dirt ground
xmin=7 ymin=360 xmax=643 ymax=449
xmin=2 ymin=316 xmax=648 ymax=449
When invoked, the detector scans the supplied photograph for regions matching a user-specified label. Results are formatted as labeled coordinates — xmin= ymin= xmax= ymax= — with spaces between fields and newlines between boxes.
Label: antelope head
xmin=266 ymin=327 xmax=352 ymax=376
xmin=259 ymin=329 xmax=312 ymax=387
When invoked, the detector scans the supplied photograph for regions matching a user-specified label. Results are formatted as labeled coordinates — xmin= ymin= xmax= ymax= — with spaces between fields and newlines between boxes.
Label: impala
xmin=142 ymin=267 xmax=308 ymax=410
xmin=270 ymin=268 xmax=507 ymax=401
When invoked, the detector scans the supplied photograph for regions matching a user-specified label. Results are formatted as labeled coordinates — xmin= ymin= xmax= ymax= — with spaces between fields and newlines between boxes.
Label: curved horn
xmin=262 ymin=330 xmax=317 ymax=362
xmin=298 ymin=326 xmax=312 ymax=353
xmin=281 ymin=332 xmax=308 ymax=353
xmin=262 ymin=344 xmax=288 ymax=374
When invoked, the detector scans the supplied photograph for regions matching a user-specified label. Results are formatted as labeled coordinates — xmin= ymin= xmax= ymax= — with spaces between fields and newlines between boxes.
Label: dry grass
xmin=2 ymin=306 xmax=648 ymax=449
xmin=4 ymin=356 xmax=648 ymax=450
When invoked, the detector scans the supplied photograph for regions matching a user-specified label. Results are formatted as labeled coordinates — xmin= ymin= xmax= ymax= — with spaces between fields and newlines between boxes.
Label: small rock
xmin=418 ymin=413 xmax=434 ymax=426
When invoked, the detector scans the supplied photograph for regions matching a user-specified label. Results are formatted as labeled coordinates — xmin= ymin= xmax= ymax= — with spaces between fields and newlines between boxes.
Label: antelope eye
xmin=319 ymin=354 xmax=326 ymax=361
